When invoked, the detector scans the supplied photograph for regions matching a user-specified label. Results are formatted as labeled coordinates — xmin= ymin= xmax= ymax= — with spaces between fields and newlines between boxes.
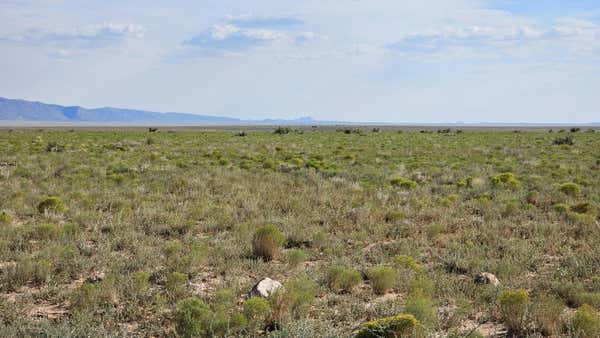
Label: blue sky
xmin=1 ymin=0 xmax=599 ymax=122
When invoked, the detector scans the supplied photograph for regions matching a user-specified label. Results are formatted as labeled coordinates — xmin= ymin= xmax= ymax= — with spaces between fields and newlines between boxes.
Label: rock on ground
xmin=474 ymin=272 xmax=500 ymax=286
xmin=249 ymin=278 xmax=282 ymax=298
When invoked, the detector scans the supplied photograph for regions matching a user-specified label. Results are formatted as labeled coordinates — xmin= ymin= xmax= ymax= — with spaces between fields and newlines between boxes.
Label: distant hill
xmin=0 ymin=97 xmax=324 ymax=125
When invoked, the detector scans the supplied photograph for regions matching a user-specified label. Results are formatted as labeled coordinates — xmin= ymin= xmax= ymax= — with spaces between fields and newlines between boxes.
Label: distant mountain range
xmin=0 ymin=97 xmax=327 ymax=125
xmin=1 ymin=97 xmax=599 ymax=126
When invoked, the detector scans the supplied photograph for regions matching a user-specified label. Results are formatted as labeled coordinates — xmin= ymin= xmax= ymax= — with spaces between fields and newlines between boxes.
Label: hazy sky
xmin=1 ymin=0 xmax=599 ymax=122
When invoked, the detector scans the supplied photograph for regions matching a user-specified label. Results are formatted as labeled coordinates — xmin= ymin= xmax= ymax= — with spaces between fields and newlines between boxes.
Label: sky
xmin=1 ymin=0 xmax=599 ymax=123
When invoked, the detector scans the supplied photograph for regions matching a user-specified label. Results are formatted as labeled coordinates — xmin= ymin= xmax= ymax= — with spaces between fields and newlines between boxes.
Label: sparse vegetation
xmin=0 ymin=128 xmax=599 ymax=336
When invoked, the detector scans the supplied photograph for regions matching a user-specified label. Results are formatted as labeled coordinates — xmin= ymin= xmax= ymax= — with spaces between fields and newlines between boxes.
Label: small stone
xmin=475 ymin=272 xmax=500 ymax=286
xmin=249 ymin=277 xmax=282 ymax=298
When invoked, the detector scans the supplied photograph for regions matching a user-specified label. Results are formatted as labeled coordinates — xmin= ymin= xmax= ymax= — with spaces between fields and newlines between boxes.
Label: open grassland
xmin=0 ymin=128 xmax=599 ymax=337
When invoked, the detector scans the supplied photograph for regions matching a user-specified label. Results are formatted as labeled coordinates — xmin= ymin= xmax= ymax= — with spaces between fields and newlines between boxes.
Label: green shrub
xmin=560 ymin=182 xmax=581 ymax=197
xmin=498 ymin=289 xmax=529 ymax=332
xmin=553 ymin=203 xmax=570 ymax=213
xmin=325 ymin=265 xmax=362 ymax=293
xmin=356 ymin=314 xmax=424 ymax=338
xmin=491 ymin=173 xmax=521 ymax=188
xmin=285 ymin=249 xmax=307 ymax=267
xmin=394 ymin=255 xmax=423 ymax=274
xmin=37 ymin=196 xmax=65 ymax=214
xmin=390 ymin=177 xmax=418 ymax=189
xmin=165 ymin=272 xmax=188 ymax=300
xmin=252 ymin=225 xmax=285 ymax=261
xmin=366 ymin=266 xmax=398 ymax=295
xmin=0 ymin=211 xmax=13 ymax=224
xmin=404 ymin=288 xmax=437 ymax=328
xmin=175 ymin=297 xmax=212 ymax=338
xmin=243 ymin=297 xmax=271 ymax=322
xmin=571 ymin=304 xmax=600 ymax=337
xmin=133 ymin=271 xmax=151 ymax=293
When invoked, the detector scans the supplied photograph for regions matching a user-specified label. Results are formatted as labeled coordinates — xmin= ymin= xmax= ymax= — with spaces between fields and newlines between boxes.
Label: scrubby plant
xmin=498 ymin=289 xmax=529 ymax=333
xmin=325 ymin=265 xmax=362 ymax=293
xmin=571 ymin=202 xmax=593 ymax=214
xmin=394 ymin=255 xmax=423 ymax=274
xmin=404 ymin=288 xmax=437 ymax=328
xmin=37 ymin=196 xmax=65 ymax=214
xmin=530 ymin=295 xmax=564 ymax=336
xmin=165 ymin=272 xmax=188 ymax=300
xmin=175 ymin=297 xmax=212 ymax=338
xmin=356 ymin=314 xmax=424 ymax=338
xmin=29 ymin=223 xmax=61 ymax=240
xmin=366 ymin=266 xmax=398 ymax=295
xmin=570 ymin=304 xmax=600 ymax=337
xmin=390 ymin=177 xmax=418 ymax=189
xmin=553 ymin=203 xmax=569 ymax=213
xmin=45 ymin=141 xmax=65 ymax=152
xmin=243 ymin=297 xmax=271 ymax=323
xmin=0 ymin=211 xmax=13 ymax=224
xmin=553 ymin=135 xmax=575 ymax=145
xmin=491 ymin=173 xmax=521 ymax=188
xmin=252 ymin=224 xmax=285 ymax=261
xmin=560 ymin=182 xmax=581 ymax=197
xmin=285 ymin=249 xmax=307 ymax=267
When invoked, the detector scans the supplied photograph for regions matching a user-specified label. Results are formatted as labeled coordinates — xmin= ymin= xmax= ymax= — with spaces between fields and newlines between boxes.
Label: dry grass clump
xmin=252 ymin=224 xmax=285 ymax=261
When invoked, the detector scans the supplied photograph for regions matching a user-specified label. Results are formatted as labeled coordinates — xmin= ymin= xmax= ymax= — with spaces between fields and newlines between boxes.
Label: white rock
xmin=250 ymin=278 xmax=282 ymax=298
xmin=475 ymin=272 xmax=500 ymax=287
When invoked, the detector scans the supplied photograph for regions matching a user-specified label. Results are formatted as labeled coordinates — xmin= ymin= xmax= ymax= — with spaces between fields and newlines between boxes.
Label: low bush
xmin=530 ymin=295 xmax=564 ymax=336
xmin=175 ymin=297 xmax=212 ymax=338
xmin=325 ymin=265 xmax=362 ymax=293
xmin=553 ymin=203 xmax=569 ymax=213
xmin=285 ymin=249 xmax=307 ymax=267
xmin=498 ymin=289 xmax=529 ymax=333
xmin=553 ymin=135 xmax=575 ymax=145
xmin=491 ymin=173 xmax=521 ymax=189
xmin=560 ymin=182 xmax=581 ymax=197
xmin=165 ymin=272 xmax=188 ymax=300
xmin=390 ymin=177 xmax=418 ymax=189
xmin=243 ymin=297 xmax=271 ymax=323
xmin=252 ymin=225 xmax=285 ymax=261
xmin=394 ymin=255 xmax=423 ymax=274
xmin=37 ymin=196 xmax=65 ymax=214
xmin=366 ymin=266 xmax=398 ymax=295
xmin=356 ymin=314 xmax=424 ymax=338
xmin=571 ymin=202 xmax=593 ymax=214
xmin=570 ymin=304 xmax=600 ymax=337
xmin=404 ymin=288 xmax=437 ymax=328
xmin=0 ymin=211 xmax=12 ymax=224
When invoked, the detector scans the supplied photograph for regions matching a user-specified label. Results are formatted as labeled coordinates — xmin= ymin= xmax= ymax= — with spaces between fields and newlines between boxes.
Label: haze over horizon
xmin=1 ymin=1 xmax=600 ymax=123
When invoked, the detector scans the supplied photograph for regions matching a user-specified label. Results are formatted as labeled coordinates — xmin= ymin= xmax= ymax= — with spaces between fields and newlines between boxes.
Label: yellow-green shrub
xmin=571 ymin=304 xmax=600 ymax=337
xmin=498 ymin=289 xmax=529 ymax=332
xmin=491 ymin=173 xmax=521 ymax=189
xmin=560 ymin=182 xmax=581 ymax=197
xmin=356 ymin=314 xmax=424 ymax=338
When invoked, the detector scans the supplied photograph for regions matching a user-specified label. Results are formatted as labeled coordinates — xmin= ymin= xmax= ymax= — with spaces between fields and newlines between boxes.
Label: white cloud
xmin=1 ymin=22 xmax=145 ymax=47
xmin=388 ymin=19 xmax=600 ymax=59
